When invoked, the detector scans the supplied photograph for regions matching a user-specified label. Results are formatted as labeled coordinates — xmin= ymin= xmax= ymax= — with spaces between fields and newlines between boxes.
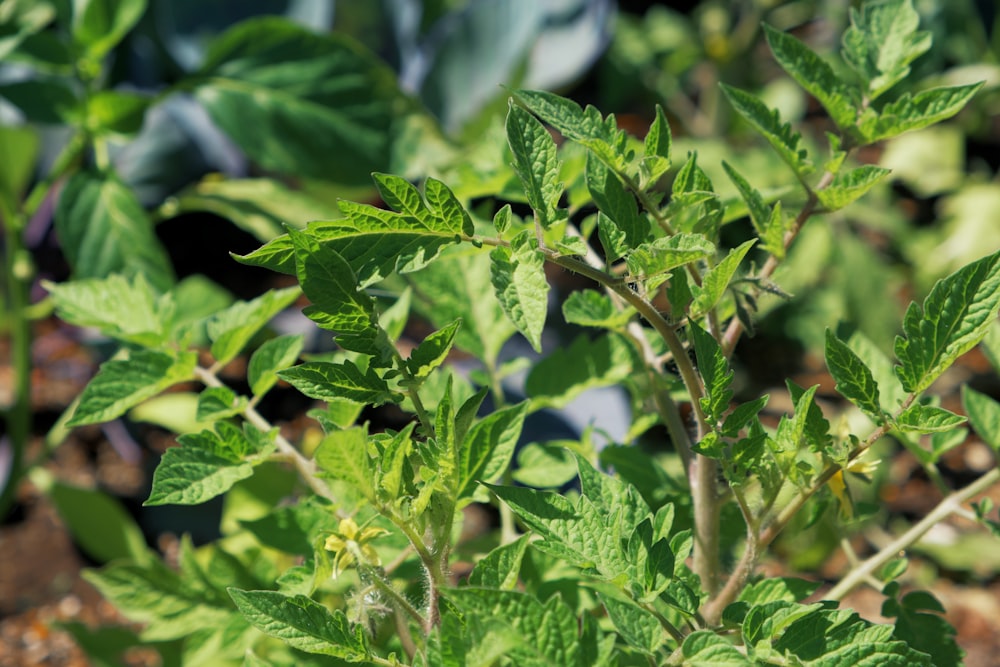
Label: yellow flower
xmin=324 ymin=517 xmax=388 ymax=577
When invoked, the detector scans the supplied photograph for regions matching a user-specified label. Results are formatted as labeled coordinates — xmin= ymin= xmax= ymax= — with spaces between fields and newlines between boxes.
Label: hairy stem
xmin=826 ymin=466 xmax=1000 ymax=600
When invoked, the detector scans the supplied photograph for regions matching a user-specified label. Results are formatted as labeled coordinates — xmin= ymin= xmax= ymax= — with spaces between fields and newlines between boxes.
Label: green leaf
xmin=493 ymin=204 xmax=512 ymax=235
xmin=859 ymin=83 xmax=984 ymax=143
xmin=45 ymin=274 xmax=172 ymax=347
xmin=207 ymin=287 xmax=300 ymax=366
xmin=145 ymin=435 xmax=256 ymax=506
xmin=883 ymin=588 xmax=962 ymax=667
xmin=248 ymin=334 xmax=304 ymax=398
xmin=896 ymin=404 xmax=966 ymax=434
xmin=738 ymin=578 xmax=821 ymax=605
xmin=525 ymin=333 xmax=634 ymax=409
xmin=894 ymin=250 xmax=1000 ymax=393
xmin=196 ymin=386 xmax=247 ymax=421
xmin=457 ymin=403 xmax=527 ymax=501
xmin=0 ymin=125 xmax=38 ymax=209
xmin=408 ymin=249 xmax=516 ymax=365
xmin=0 ymin=1 xmax=56 ymax=61
xmin=626 ymin=233 xmax=715 ymax=282
xmin=601 ymin=595 xmax=666 ymax=655
xmin=195 ymin=18 xmax=404 ymax=185
xmin=86 ymin=90 xmax=150 ymax=137
xmin=314 ymin=427 xmax=375 ymax=502
xmin=84 ymin=560 xmax=232 ymax=642
xmin=506 ymin=101 xmax=563 ymax=229
xmin=641 ymin=104 xmax=672 ymax=184
xmin=689 ymin=321 xmax=734 ymax=424
xmin=562 ymin=289 xmax=634 ymax=330
xmin=55 ymin=171 xmax=173 ymax=291
xmin=69 ymin=350 xmax=197 ymax=426
xmin=596 ymin=212 xmax=629 ymax=262
xmin=690 ymin=239 xmax=756 ymax=320
xmin=228 ymin=589 xmax=369 ymax=661
xmin=586 ymin=152 xmax=645 ymax=248
xmin=774 ymin=608 xmax=932 ymax=665
xmin=815 ymin=165 xmax=891 ymax=212
xmin=490 ymin=232 xmax=549 ymax=353
xmin=0 ymin=79 xmax=79 ymax=124
xmin=71 ymin=0 xmax=146 ymax=59
xmin=288 ymin=227 xmax=393 ymax=362
xmin=825 ymin=329 xmax=884 ymax=421
xmin=278 ymin=361 xmax=401 ymax=406
xmin=468 ymin=534 xmax=530 ymax=590
xmin=408 ymin=319 xmax=461 ymax=379
xmin=841 ymin=0 xmax=931 ymax=100
xmin=963 ymin=386 xmax=1000 ymax=451
xmin=721 ymin=161 xmax=784 ymax=259
xmin=763 ymin=24 xmax=858 ymax=130
xmin=681 ymin=630 xmax=751 ymax=666
xmin=720 ymin=84 xmax=811 ymax=178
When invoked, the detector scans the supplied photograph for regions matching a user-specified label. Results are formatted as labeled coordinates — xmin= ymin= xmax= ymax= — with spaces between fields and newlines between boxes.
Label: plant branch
xmin=826 ymin=466 xmax=1000 ymax=601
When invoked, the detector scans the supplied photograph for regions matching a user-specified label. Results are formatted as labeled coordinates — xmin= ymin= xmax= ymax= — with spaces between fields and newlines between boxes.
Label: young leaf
xmin=601 ymin=595 xmax=667 ymax=656
xmin=721 ymin=162 xmax=783 ymax=257
xmin=894 ymin=250 xmax=1000 ymax=393
xmin=525 ymin=333 xmax=634 ymax=409
xmin=314 ymin=427 xmax=375 ymax=502
xmin=457 ymin=403 xmax=528 ymax=502
xmin=962 ymin=386 xmax=1000 ymax=451
xmin=493 ymin=203 xmax=512 ymax=235
xmin=720 ymin=84 xmax=811 ymax=178
xmin=207 ymin=287 xmax=301 ymax=366
xmin=690 ymin=239 xmax=756 ymax=320
xmin=688 ymin=321 xmax=734 ymax=425
xmin=196 ymin=386 xmax=246 ymax=421
xmin=506 ymin=101 xmax=563 ymax=229
xmin=626 ymin=233 xmax=715 ymax=281
xmin=642 ymin=104 xmax=672 ymax=183
xmin=490 ymin=232 xmax=549 ymax=353
xmin=55 ymin=171 xmax=173 ymax=291
xmin=71 ymin=0 xmax=146 ymax=59
xmin=815 ymin=165 xmax=891 ymax=212
xmin=562 ymin=290 xmax=635 ymax=330
xmin=596 ymin=212 xmax=630 ymax=262
xmin=859 ymin=83 xmax=984 ymax=143
xmin=248 ymin=334 xmax=304 ymax=397
xmin=762 ymin=24 xmax=858 ymax=130
xmin=586 ymin=152 xmax=645 ymax=248
xmin=825 ymin=329 xmax=884 ymax=422
xmin=468 ymin=534 xmax=531 ymax=590
xmin=895 ymin=404 xmax=967 ymax=434
xmin=68 ymin=350 xmax=197 ymax=426
xmin=45 ymin=274 xmax=172 ymax=347
xmin=841 ymin=0 xmax=931 ymax=101
xmin=145 ymin=436 xmax=255 ymax=506
xmin=407 ymin=319 xmax=461 ymax=379
xmin=681 ymin=630 xmax=751 ymax=666
xmin=227 ymin=589 xmax=369 ymax=661
xmin=278 ymin=361 xmax=401 ymax=406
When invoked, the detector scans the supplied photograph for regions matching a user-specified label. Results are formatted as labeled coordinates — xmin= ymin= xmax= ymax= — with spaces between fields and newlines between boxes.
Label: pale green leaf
xmin=493 ymin=203 xmax=512 ymax=235
xmin=896 ymin=404 xmax=967 ymax=434
xmin=407 ymin=319 xmax=461 ymax=379
xmin=468 ymin=534 xmax=530 ymax=590
xmin=228 ymin=589 xmax=369 ymax=661
xmin=490 ymin=233 xmax=549 ymax=353
xmin=626 ymin=233 xmax=715 ymax=281
xmin=71 ymin=0 xmax=146 ymax=58
xmin=248 ymin=334 xmax=304 ymax=397
xmin=894 ymin=250 xmax=1000 ymax=393
xmin=720 ymin=84 xmax=811 ymax=178
xmin=596 ymin=212 xmax=630 ymax=262
xmin=506 ymin=101 xmax=563 ymax=229
xmin=642 ymin=104 xmax=672 ymax=179
xmin=55 ymin=171 xmax=173 ymax=291
xmin=278 ymin=361 xmax=401 ymax=406
xmin=562 ymin=289 xmax=634 ymax=329
xmin=825 ymin=329 xmax=883 ymax=421
xmin=841 ymin=0 xmax=931 ymax=100
xmin=458 ymin=403 xmax=527 ymax=501
xmin=69 ymin=350 xmax=197 ymax=426
xmin=586 ymin=153 xmax=645 ymax=248
xmin=314 ymin=427 xmax=375 ymax=501
xmin=963 ymin=386 xmax=1000 ymax=451
xmin=525 ymin=333 xmax=634 ymax=409
xmin=195 ymin=18 xmax=403 ymax=185
xmin=207 ymin=286 xmax=300 ymax=366
xmin=196 ymin=386 xmax=246 ymax=421
xmin=145 ymin=436 xmax=255 ymax=506
xmin=859 ymin=83 xmax=984 ymax=143
xmin=690 ymin=239 xmax=756 ymax=320
xmin=681 ymin=630 xmax=751 ymax=666
xmin=816 ymin=165 xmax=891 ymax=212
xmin=45 ymin=274 xmax=172 ymax=347
xmin=763 ymin=24 xmax=858 ymax=129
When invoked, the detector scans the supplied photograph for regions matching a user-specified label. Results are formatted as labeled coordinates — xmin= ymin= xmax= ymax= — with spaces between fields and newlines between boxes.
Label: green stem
xmin=365 ymin=568 xmax=426 ymax=628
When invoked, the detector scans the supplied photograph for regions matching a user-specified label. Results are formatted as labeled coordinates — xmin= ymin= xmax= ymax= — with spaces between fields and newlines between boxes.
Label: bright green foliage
xmin=41 ymin=2 xmax=992 ymax=665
